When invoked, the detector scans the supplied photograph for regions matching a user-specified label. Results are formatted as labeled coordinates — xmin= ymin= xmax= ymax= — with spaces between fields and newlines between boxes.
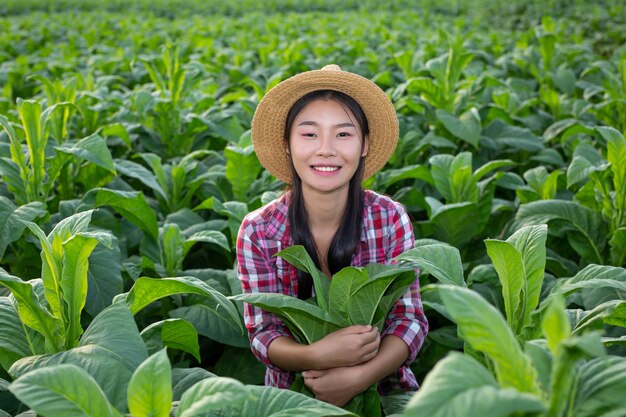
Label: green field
xmin=1 ymin=1 xmax=626 ymax=416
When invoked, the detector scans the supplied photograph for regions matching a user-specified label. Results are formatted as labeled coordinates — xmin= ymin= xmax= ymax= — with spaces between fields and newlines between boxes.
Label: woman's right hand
xmin=309 ymin=325 xmax=380 ymax=369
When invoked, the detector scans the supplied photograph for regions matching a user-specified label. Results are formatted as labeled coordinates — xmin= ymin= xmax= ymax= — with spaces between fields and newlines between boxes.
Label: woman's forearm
xmin=300 ymin=335 xmax=410 ymax=406
xmin=357 ymin=334 xmax=409 ymax=387
xmin=267 ymin=325 xmax=381 ymax=371
xmin=267 ymin=336 xmax=320 ymax=371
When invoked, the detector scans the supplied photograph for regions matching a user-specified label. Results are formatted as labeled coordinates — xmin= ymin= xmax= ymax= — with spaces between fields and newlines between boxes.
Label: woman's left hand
xmin=302 ymin=366 xmax=370 ymax=407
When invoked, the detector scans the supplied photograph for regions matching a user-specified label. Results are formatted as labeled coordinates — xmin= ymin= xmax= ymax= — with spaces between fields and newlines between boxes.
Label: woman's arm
xmin=302 ymin=334 xmax=408 ymax=407
xmin=268 ymin=325 xmax=381 ymax=371
xmin=237 ymin=219 xmax=293 ymax=372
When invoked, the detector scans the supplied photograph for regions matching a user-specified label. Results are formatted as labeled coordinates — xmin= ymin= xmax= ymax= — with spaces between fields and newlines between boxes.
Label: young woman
xmin=236 ymin=65 xmax=428 ymax=407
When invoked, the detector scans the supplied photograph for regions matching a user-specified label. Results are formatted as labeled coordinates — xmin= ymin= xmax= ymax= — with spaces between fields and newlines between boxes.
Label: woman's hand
xmin=309 ymin=325 xmax=380 ymax=369
xmin=302 ymin=366 xmax=369 ymax=407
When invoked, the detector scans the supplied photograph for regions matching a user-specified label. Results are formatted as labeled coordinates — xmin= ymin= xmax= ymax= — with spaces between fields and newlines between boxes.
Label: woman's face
xmin=288 ymin=98 xmax=368 ymax=197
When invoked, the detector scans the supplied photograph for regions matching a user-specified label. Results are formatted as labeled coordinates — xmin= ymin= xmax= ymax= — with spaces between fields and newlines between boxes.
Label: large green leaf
xmin=436 ymin=109 xmax=481 ymax=147
xmin=507 ymin=225 xmax=547 ymax=331
xmin=599 ymin=127 xmax=626 ymax=214
xmin=374 ymin=164 xmax=432 ymax=190
xmin=473 ymin=159 xmax=515 ymax=182
xmin=276 ymin=246 xmax=329 ymax=311
xmin=126 ymin=277 xmax=242 ymax=336
xmin=328 ymin=267 xmax=368 ymax=324
xmin=212 ymin=200 xmax=248 ymax=247
xmin=429 ymin=154 xmax=456 ymax=202
xmin=0 ymin=114 xmax=28 ymax=178
xmin=0 ymin=157 xmax=27 ymax=204
xmin=485 ymin=239 xmax=524 ymax=332
xmin=486 ymin=224 xmax=548 ymax=335
xmin=0 ymin=197 xmax=45 ymax=258
xmin=49 ymin=209 xmax=95 ymax=241
xmin=571 ymin=356 xmax=626 ymax=417
xmin=567 ymin=154 xmax=608 ymax=188
xmin=114 ymin=159 xmax=167 ymax=200
xmin=86 ymin=236 xmax=123 ymax=317
xmin=572 ymin=300 xmax=626 ymax=335
xmin=609 ymin=228 xmax=626 ymax=267
xmin=211 ymin=347 xmax=265 ymax=385
xmin=162 ymin=223 xmax=184 ymax=276
xmin=224 ymin=145 xmax=262 ymax=202
xmin=127 ymin=349 xmax=172 ymax=417
xmin=394 ymin=243 xmax=465 ymax=286
xmin=9 ymin=302 xmax=148 ymax=411
xmin=9 ymin=364 xmax=121 ymax=417
xmin=369 ymin=267 xmax=417 ymax=331
xmin=438 ymin=286 xmax=540 ymax=394
xmin=17 ymin=99 xmax=45 ymax=201
xmin=175 ymin=377 xmax=249 ymax=417
xmin=61 ymin=234 xmax=99 ymax=348
xmin=23 ymin=221 xmax=64 ymax=323
xmin=182 ymin=230 xmax=230 ymax=255
xmin=346 ymin=265 xmax=415 ymax=327
xmin=0 ymin=297 xmax=45 ymax=371
xmin=231 ymin=292 xmax=340 ymax=344
xmin=0 ymin=270 xmax=61 ymax=353
xmin=541 ymin=296 xmax=570 ymax=354
xmin=55 ymin=134 xmax=116 ymax=174
xmin=429 ymin=152 xmax=476 ymax=203
xmin=514 ymin=200 xmax=605 ymax=264
xmin=527 ymin=265 xmax=626 ymax=338
xmin=140 ymin=319 xmax=201 ymax=362
xmin=403 ymin=352 xmax=545 ymax=417
xmin=79 ymin=188 xmax=159 ymax=240
xmin=169 ymin=300 xmax=248 ymax=348
xmin=171 ymin=367 xmax=214 ymax=401
xmin=244 ymin=384 xmax=356 ymax=417
xmin=544 ymin=330 xmax=604 ymax=417
xmin=426 ymin=202 xmax=483 ymax=248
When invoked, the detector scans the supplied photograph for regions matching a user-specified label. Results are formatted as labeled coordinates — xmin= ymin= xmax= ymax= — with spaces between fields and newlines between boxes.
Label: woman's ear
xmin=361 ymin=135 xmax=369 ymax=157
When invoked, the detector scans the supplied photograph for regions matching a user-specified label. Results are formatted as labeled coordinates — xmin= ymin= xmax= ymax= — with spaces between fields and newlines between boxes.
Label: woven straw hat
xmin=251 ymin=64 xmax=399 ymax=184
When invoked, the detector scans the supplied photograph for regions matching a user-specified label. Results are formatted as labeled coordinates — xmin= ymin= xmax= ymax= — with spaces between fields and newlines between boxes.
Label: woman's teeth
xmin=313 ymin=166 xmax=339 ymax=172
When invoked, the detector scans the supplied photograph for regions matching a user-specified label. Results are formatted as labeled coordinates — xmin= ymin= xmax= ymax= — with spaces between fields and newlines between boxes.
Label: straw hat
xmin=251 ymin=64 xmax=399 ymax=184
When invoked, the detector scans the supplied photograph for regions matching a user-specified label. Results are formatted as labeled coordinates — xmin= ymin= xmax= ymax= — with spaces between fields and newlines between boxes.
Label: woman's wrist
xmin=302 ymin=342 xmax=321 ymax=370
xmin=354 ymin=335 xmax=410 ymax=388
xmin=268 ymin=337 xmax=321 ymax=371
xmin=353 ymin=357 xmax=380 ymax=390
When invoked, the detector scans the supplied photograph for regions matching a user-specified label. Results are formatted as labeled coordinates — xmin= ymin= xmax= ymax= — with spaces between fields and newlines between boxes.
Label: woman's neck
xmin=301 ymin=186 xmax=348 ymax=232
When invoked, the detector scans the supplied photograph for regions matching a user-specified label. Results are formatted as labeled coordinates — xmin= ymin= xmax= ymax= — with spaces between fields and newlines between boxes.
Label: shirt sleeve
xmin=236 ymin=218 xmax=292 ymax=371
xmin=380 ymin=202 xmax=429 ymax=365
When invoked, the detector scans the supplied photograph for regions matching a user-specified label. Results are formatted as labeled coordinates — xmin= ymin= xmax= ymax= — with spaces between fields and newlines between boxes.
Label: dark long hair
xmin=284 ymin=90 xmax=369 ymax=299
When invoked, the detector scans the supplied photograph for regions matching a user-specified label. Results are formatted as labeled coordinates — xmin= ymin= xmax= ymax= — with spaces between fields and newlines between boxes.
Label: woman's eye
xmin=337 ymin=132 xmax=352 ymax=137
xmin=302 ymin=133 xmax=317 ymax=137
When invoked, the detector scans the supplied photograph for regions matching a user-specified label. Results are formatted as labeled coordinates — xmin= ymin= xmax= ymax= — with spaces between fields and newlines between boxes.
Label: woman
xmin=236 ymin=65 xmax=428 ymax=407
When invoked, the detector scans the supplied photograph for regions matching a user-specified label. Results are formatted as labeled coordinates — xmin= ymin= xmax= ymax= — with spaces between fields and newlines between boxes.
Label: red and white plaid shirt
xmin=236 ymin=189 xmax=428 ymax=393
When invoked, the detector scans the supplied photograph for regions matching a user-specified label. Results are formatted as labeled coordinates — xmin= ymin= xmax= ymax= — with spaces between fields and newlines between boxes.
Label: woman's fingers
xmin=357 ymin=326 xmax=379 ymax=346
xmin=341 ymin=324 xmax=373 ymax=334
xmin=302 ymin=369 xmax=324 ymax=379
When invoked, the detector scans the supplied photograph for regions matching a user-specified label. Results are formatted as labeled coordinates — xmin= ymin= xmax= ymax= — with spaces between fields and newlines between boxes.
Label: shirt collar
xmin=264 ymin=192 xmax=292 ymax=245
xmin=265 ymin=190 xmax=370 ymax=244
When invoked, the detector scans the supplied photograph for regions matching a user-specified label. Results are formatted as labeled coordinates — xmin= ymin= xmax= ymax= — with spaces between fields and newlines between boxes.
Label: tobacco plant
xmin=515 ymin=127 xmax=626 ymax=267
xmin=402 ymin=224 xmax=626 ymax=417
xmin=233 ymin=245 xmax=417 ymax=417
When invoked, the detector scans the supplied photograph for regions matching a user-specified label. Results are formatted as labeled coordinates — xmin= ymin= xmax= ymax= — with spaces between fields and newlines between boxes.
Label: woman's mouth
xmin=311 ymin=165 xmax=340 ymax=172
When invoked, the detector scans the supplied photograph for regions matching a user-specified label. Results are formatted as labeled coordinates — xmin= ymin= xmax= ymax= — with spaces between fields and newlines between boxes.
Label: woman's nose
xmin=315 ymin=135 xmax=337 ymax=157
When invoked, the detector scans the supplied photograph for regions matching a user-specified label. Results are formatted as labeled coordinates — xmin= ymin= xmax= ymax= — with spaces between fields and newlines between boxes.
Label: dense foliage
xmin=1 ymin=1 xmax=625 ymax=416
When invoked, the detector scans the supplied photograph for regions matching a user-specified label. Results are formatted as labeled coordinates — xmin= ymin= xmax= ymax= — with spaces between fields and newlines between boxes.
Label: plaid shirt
xmin=236 ymin=189 xmax=428 ymax=393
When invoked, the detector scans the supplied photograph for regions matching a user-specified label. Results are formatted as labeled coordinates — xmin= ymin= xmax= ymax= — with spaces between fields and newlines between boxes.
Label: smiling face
xmin=288 ymin=98 xmax=368 ymax=198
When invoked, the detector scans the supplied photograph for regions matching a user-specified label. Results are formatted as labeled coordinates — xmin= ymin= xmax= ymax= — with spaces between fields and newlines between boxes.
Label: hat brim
xmin=251 ymin=67 xmax=399 ymax=184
